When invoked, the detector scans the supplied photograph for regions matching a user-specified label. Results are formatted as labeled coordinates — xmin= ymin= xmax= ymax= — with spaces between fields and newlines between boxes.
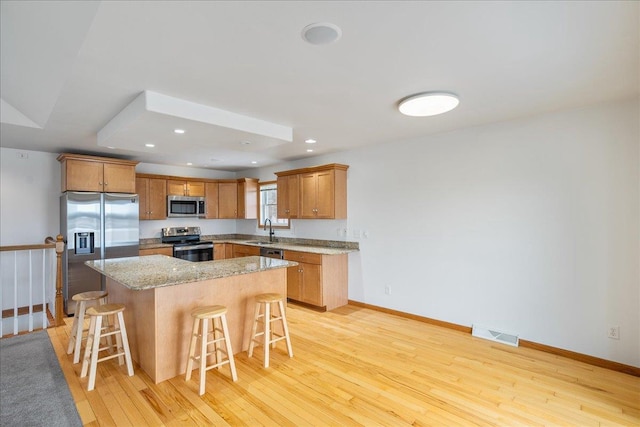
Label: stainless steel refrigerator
xmin=60 ymin=192 xmax=139 ymax=315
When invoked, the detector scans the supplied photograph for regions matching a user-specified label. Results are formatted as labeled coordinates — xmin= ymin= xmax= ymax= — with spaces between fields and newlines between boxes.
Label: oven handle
xmin=174 ymin=244 xmax=214 ymax=251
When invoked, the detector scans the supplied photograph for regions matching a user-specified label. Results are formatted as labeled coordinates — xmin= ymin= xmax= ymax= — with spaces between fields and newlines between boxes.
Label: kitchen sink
xmin=244 ymin=240 xmax=275 ymax=245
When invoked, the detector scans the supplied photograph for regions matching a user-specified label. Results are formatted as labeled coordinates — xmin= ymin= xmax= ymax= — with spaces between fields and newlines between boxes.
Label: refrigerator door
xmin=104 ymin=193 xmax=139 ymax=259
xmin=62 ymin=192 xmax=103 ymax=315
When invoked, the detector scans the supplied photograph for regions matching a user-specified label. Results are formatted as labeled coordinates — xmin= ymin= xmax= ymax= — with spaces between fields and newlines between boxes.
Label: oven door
xmin=173 ymin=243 xmax=214 ymax=262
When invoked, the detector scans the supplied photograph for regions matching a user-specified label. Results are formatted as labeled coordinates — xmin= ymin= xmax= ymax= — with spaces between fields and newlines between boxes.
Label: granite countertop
xmin=139 ymin=236 xmax=359 ymax=255
xmin=85 ymin=255 xmax=297 ymax=291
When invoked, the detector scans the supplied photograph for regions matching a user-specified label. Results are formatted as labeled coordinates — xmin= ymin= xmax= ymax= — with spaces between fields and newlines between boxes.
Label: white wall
xmin=240 ymin=98 xmax=640 ymax=367
xmin=0 ymin=148 xmax=60 ymax=245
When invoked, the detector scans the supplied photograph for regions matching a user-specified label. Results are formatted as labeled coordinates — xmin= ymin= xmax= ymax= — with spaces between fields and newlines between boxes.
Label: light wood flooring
xmin=47 ymin=303 xmax=640 ymax=426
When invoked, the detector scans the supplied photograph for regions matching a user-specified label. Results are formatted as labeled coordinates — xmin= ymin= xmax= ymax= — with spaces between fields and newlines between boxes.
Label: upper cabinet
xmin=136 ymin=175 xmax=167 ymax=220
xmin=166 ymin=180 xmax=205 ymax=197
xmin=237 ymin=178 xmax=258 ymax=220
xmin=275 ymin=164 xmax=348 ymax=219
xmin=58 ymin=153 xmax=138 ymax=193
xmin=204 ymin=182 xmax=219 ymax=219
xmin=218 ymin=179 xmax=258 ymax=219
xmin=218 ymin=181 xmax=238 ymax=218
xmin=276 ymin=174 xmax=299 ymax=219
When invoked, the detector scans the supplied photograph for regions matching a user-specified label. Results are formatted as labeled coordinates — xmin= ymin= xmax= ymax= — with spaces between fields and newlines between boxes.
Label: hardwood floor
xmin=48 ymin=303 xmax=640 ymax=426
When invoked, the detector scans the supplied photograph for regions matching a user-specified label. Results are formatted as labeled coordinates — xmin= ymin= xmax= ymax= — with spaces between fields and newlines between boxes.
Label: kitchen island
xmin=85 ymin=255 xmax=297 ymax=383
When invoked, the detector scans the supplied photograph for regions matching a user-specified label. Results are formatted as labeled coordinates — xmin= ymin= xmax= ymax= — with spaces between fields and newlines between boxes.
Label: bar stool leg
xmin=185 ymin=318 xmax=200 ymax=381
xmin=278 ymin=300 xmax=294 ymax=358
xmin=263 ymin=302 xmax=271 ymax=368
xmin=87 ymin=315 xmax=103 ymax=391
xmin=199 ymin=316 xmax=209 ymax=396
xmin=217 ymin=315 xmax=236 ymax=381
xmin=247 ymin=302 xmax=261 ymax=358
xmin=67 ymin=300 xmax=86 ymax=363
xmin=117 ymin=311 xmax=134 ymax=376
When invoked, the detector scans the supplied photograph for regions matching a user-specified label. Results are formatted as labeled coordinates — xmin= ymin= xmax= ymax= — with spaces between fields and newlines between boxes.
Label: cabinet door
xmin=139 ymin=247 xmax=173 ymax=256
xmin=66 ymin=160 xmax=104 ymax=192
xmin=287 ymin=266 xmax=302 ymax=301
xmin=167 ymin=180 xmax=186 ymax=196
xmin=205 ymin=182 xmax=219 ymax=219
xmin=238 ymin=179 xmax=258 ymax=219
xmin=301 ymin=263 xmax=322 ymax=306
xmin=186 ymin=181 xmax=205 ymax=197
xmin=315 ymin=170 xmax=335 ymax=218
xmin=136 ymin=178 xmax=149 ymax=219
xmin=103 ymin=163 xmax=136 ymax=193
xmin=214 ymin=243 xmax=225 ymax=260
xmin=147 ymin=178 xmax=166 ymax=219
xmin=299 ymin=173 xmax=318 ymax=218
xmin=232 ymin=244 xmax=259 ymax=258
xmin=277 ymin=175 xmax=299 ymax=219
xmin=218 ymin=182 xmax=238 ymax=218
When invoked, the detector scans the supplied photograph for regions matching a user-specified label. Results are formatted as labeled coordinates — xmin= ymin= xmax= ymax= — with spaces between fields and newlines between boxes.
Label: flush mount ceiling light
xmin=304 ymin=138 xmax=317 ymax=144
xmin=174 ymin=129 xmax=185 ymax=134
xmin=301 ymin=22 xmax=342 ymax=45
xmin=145 ymin=143 xmax=155 ymax=148
xmin=398 ymin=92 xmax=459 ymax=117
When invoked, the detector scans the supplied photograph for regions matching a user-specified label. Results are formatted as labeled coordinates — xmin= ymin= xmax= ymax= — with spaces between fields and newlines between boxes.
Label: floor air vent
xmin=472 ymin=325 xmax=519 ymax=347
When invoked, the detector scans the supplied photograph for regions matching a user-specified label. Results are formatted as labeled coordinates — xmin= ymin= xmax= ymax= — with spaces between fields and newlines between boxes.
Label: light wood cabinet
xmin=276 ymin=174 xmax=299 ymax=219
xmin=276 ymin=164 xmax=348 ymax=219
xmin=205 ymin=182 xmax=219 ymax=219
xmin=136 ymin=176 xmax=166 ymax=220
xmin=232 ymin=244 xmax=260 ymax=258
xmin=284 ymin=250 xmax=348 ymax=311
xmin=238 ymin=178 xmax=258 ymax=219
xmin=166 ymin=180 xmax=205 ymax=197
xmin=139 ymin=247 xmax=173 ymax=256
xmin=58 ymin=153 xmax=138 ymax=193
xmin=214 ymin=243 xmax=226 ymax=260
xmin=218 ymin=181 xmax=238 ymax=218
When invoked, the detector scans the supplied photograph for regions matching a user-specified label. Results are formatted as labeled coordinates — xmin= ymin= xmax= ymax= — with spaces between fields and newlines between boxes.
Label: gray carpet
xmin=1 ymin=330 xmax=82 ymax=427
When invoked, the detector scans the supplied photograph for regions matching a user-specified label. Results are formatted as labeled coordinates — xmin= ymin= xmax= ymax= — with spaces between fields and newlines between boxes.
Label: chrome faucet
xmin=264 ymin=218 xmax=275 ymax=242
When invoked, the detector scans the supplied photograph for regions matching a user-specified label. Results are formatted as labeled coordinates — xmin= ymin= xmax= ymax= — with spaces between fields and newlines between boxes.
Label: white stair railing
xmin=0 ymin=236 xmax=64 ymax=337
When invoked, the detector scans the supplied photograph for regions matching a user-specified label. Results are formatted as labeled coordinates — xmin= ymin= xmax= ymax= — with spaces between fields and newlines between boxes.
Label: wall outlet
xmin=16 ymin=152 xmax=28 ymax=159
xmin=608 ymin=326 xmax=620 ymax=340
xmin=384 ymin=286 xmax=391 ymax=295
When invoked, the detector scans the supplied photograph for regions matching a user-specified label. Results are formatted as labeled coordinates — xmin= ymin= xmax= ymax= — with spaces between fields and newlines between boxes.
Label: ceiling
xmin=1 ymin=1 xmax=638 ymax=172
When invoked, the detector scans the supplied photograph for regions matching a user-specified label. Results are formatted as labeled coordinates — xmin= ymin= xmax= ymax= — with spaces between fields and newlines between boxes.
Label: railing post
xmin=55 ymin=234 xmax=64 ymax=326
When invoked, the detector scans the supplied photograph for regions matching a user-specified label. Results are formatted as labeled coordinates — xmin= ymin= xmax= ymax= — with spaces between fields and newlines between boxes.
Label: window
xmin=259 ymin=181 xmax=289 ymax=228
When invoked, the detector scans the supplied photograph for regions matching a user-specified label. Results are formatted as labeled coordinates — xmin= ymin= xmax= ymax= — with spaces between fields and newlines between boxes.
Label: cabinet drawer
xmin=283 ymin=250 xmax=322 ymax=265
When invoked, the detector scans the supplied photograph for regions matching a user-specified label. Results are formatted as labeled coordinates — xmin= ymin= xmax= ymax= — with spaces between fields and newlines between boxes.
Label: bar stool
xmin=248 ymin=293 xmax=293 ymax=368
xmin=80 ymin=303 xmax=134 ymax=391
xmin=66 ymin=290 xmax=108 ymax=364
xmin=185 ymin=305 xmax=238 ymax=395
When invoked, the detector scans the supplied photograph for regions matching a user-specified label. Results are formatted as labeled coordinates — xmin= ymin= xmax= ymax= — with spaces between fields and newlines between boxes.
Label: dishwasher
xmin=260 ymin=247 xmax=284 ymax=259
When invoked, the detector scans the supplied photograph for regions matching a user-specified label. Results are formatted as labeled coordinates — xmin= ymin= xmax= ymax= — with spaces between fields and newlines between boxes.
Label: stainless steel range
xmin=161 ymin=226 xmax=213 ymax=262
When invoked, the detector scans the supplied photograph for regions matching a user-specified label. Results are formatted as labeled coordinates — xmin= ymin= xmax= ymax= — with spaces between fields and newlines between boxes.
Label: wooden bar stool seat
xmin=248 ymin=293 xmax=293 ymax=368
xmin=80 ymin=303 xmax=134 ymax=391
xmin=185 ymin=305 xmax=238 ymax=395
xmin=66 ymin=290 xmax=108 ymax=364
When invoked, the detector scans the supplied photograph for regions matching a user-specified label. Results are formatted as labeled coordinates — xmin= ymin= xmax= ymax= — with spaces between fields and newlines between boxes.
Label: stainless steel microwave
xmin=167 ymin=195 xmax=205 ymax=218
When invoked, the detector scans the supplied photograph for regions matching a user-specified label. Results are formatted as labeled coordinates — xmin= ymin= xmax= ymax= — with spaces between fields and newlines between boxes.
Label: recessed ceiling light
xmin=305 ymin=138 xmax=316 ymax=144
xmin=107 ymin=146 xmax=115 ymax=149
xmin=240 ymin=140 xmax=252 ymax=145
xmin=186 ymin=162 xmax=193 ymax=166
xmin=251 ymin=161 xmax=257 ymax=164
xmin=174 ymin=129 xmax=185 ymax=134
xmin=306 ymin=149 xmax=314 ymax=153
xmin=398 ymin=92 xmax=459 ymax=117
xmin=302 ymin=22 xmax=342 ymax=45
xmin=145 ymin=143 xmax=155 ymax=148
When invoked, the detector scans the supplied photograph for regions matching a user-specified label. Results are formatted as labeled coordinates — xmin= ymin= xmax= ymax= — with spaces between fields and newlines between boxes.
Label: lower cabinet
xmin=232 ymin=244 xmax=260 ymax=258
xmin=284 ymin=251 xmax=347 ymax=311
xmin=214 ymin=243 xmax=226 ymax=260
xmin=139 ymin=247 xmax=173 ymax=257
